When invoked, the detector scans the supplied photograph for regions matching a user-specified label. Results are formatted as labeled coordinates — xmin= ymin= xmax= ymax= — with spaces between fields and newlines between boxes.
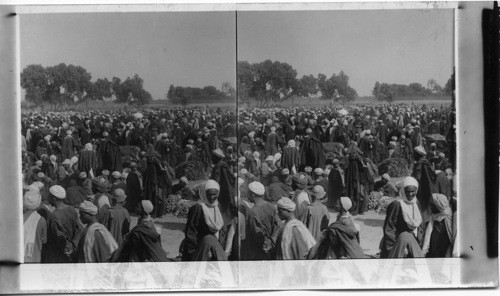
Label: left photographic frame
xmin=6 ymin=5 xmax=240 ymax=293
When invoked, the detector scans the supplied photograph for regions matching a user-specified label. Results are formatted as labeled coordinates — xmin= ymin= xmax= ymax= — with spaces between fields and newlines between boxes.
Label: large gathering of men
xmin=21 ymin=107 xmax=238 ymax=263
xmin=21 ymin=102 xmax=457 ymax=262
xmin=237 ymin=103 xmax=457 ymax=259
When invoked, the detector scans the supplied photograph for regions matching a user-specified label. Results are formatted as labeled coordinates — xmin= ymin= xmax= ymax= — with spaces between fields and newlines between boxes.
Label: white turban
xmin=248 ymin=181 xmax=265 ymax=196
xmin=274 ymin=153 xmax=281 ymax=161
xmin=277 ymin=197 xmax=296 ymax=212
xmin=49 ymin=185 xmax=66 ymax=199
xmin=142 ymin=200 xmax=154 ymax=214
xmin=414 ymin=146 xmax=426 ymax=156
xmin=287 ymin=140 xmax=295 ymax=148
xmin=70 ymin=156 xmax=78 ymax=166
xmin=205 ymin=179 xmax=220 ymax=193
xmin=85 ymin=143 xmax=93 ymax=150
xmin=23 ymin=189 xmax=41 ymax=210
xmin=314 ymin=168 xmax=323 ymax=175
xmin=341 ymin=196 xmax=352 ymax=211
xmin=29 ymin=181 xmax=44 ymax=191
xmin=79 ymin=201 xmax=98 ymax=215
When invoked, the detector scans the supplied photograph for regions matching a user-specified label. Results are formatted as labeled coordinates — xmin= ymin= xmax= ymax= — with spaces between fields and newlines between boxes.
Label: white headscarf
xmin=198 ymin=180 xmax=224 ymax=235
xmin=398 ymin=177 xmax=422 ymax=235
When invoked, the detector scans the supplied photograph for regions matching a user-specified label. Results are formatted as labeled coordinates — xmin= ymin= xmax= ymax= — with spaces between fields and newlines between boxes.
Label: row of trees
xmin=373 ymin=76 xmax=453 ymax=103
xmin=237 ymin=60 xmax=358 ymax=107
xmin=166 ymin=83 xmax=235 ymax=106
xmin=21 ymin=63 xmax=152 ymax=110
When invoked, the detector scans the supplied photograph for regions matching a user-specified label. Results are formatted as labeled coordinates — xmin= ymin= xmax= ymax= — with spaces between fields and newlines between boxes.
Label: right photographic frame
xmin=235 ymin=1 xmax=497 ymax=290
xmin=237 ymin=8 xmax=456 ymax=261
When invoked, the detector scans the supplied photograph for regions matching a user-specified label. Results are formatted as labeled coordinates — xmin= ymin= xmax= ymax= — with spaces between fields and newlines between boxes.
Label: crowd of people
xmin=21 ymin=107 xmax=238 ymax=263
xmin=21 ymin=102 xmax=457 ymax=263
xmin=236 ymin=103 xmax=457 ymax=259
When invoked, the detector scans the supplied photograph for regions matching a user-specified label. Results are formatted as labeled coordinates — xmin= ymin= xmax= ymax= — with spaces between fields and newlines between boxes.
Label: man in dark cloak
xmin=345 ymin=142 xmax=373 ymax=215
xmin=110 ymin=200 xmax=169 ymax=262
xmin=210 ymin=149 xmax=236 ymax=225
xmin=300 ymin=130 xmax=326 ymax=170
xmin=97 ymin=132 xmax=123 ymax=173
xmin=327 ymin=159 xmax=344 ymax=209
xmin=125 ymin=162 xmax=142 ymax=213
xmin=281 ymin=140 xmax=300 ymax=173
xmin=78 ymin=143 xmax=97 ymax=178
xmin=246 ymin=181 xmax=282 ymax=260
xmin=412 ymin=146 xmax=437 ymax=220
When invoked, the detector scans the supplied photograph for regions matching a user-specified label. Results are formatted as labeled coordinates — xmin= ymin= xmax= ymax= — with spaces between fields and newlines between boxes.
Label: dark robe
xmin=125 ymin=171 xmax=142 ymax=212
xmin=182 ymin=203 xmax=219 ymax=261
xmin=210 ymin=161 xmax=236 ymax=223
xmin=305 ymin=200 xmax=330 ymax=242
xmin=78 ymin=150 xmax=98 ymax=177
xmin=345 ymin=153 xmax=373 ymax=215
xmin=108 ymin=205 xmax=131 ymax=246
xmin=110 ymin=219 xmax=168 ymax=262
xmin=37 ymin=206 xmax=67 ymax=263
xmin=307 ymin=222 xmax=364 ymax=259
xmin=327 ymin=168 xmax=344 ymax=209
xmin=300 ymin=136 xmax=326 ymax=170
xmin=281 ymin=146 xmax=300 ymax=172
xmin=380 ymin=200 xmax=424 ymax=258
xmin=267 ymin=181 xmax=290 ymax=203
xmin=192 ymin=235 xmax=228 ymax=261
xmin=143 ymin=156 xmax=171 ymax=217
xmin=265 ymin=132 xmax=279 ymax=156
xmin=97 ymin=139 xmax=123 ymax=172
xmin=246 ymin=201 xmax=282 ymax=260
xmin=52 ymin=206 xmax=82 ymax=262
xmin=62 ymin=135 xmax=77 ymax=160
xmin=412 ymin=158 xmax=437 ymax=211
xmin=426 ymin=219 xmax=452 ymax=258
xmin=65 ymin=185 xmax=88 ymax=207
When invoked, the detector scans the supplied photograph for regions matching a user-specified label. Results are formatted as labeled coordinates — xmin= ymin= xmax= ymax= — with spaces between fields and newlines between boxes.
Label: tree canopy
xmin=237 ymin=60 xmax=358 ymax=106
xmin=21 ymin=63 xmax=152 ymax=110
xmin=166 ymin=84 xmax=232 ymax=106
xmin=372 ymin=74 xmax=452 ymax=103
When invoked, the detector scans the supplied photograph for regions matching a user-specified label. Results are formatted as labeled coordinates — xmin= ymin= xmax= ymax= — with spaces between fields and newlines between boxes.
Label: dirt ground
xmin=131 ymin=208 xmax=386 ymax=260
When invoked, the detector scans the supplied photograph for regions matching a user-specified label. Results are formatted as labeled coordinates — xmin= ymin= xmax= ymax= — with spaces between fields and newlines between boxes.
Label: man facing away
xmin=75 ymin=201 xmax=118 ymax=263
xmin=275 ymin=197 xmax=316 ymax=260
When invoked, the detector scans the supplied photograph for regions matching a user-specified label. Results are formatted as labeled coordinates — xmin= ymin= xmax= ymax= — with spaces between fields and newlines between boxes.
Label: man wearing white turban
xmin=243 ymin=181 xmax=282 ymax=260
xmin=182 ymin=180 xmax=227 ymax=261
xmin=380 ymin=176 xmax=424 ymax=258
xmin=275 ymin=197 xmax=316 ymax=260
xmin=23 ymin=188 xmax=47 ymax=263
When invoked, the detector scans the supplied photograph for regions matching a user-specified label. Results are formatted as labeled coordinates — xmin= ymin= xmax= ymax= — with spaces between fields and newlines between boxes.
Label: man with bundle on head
xmin=275 ymin=197 xmax=316 ymax=260
xmin=75 ymin=201 xmax=118 ymax=263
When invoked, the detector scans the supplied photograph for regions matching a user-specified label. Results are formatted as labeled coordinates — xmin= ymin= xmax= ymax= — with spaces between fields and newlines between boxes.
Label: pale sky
xmin=20 ymin=12 xmax=236 ymax=100
xmin=237 ymin=9 xmax=454 ymax=96
xmin=21 ymin=9 xmax=453 ymax=99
